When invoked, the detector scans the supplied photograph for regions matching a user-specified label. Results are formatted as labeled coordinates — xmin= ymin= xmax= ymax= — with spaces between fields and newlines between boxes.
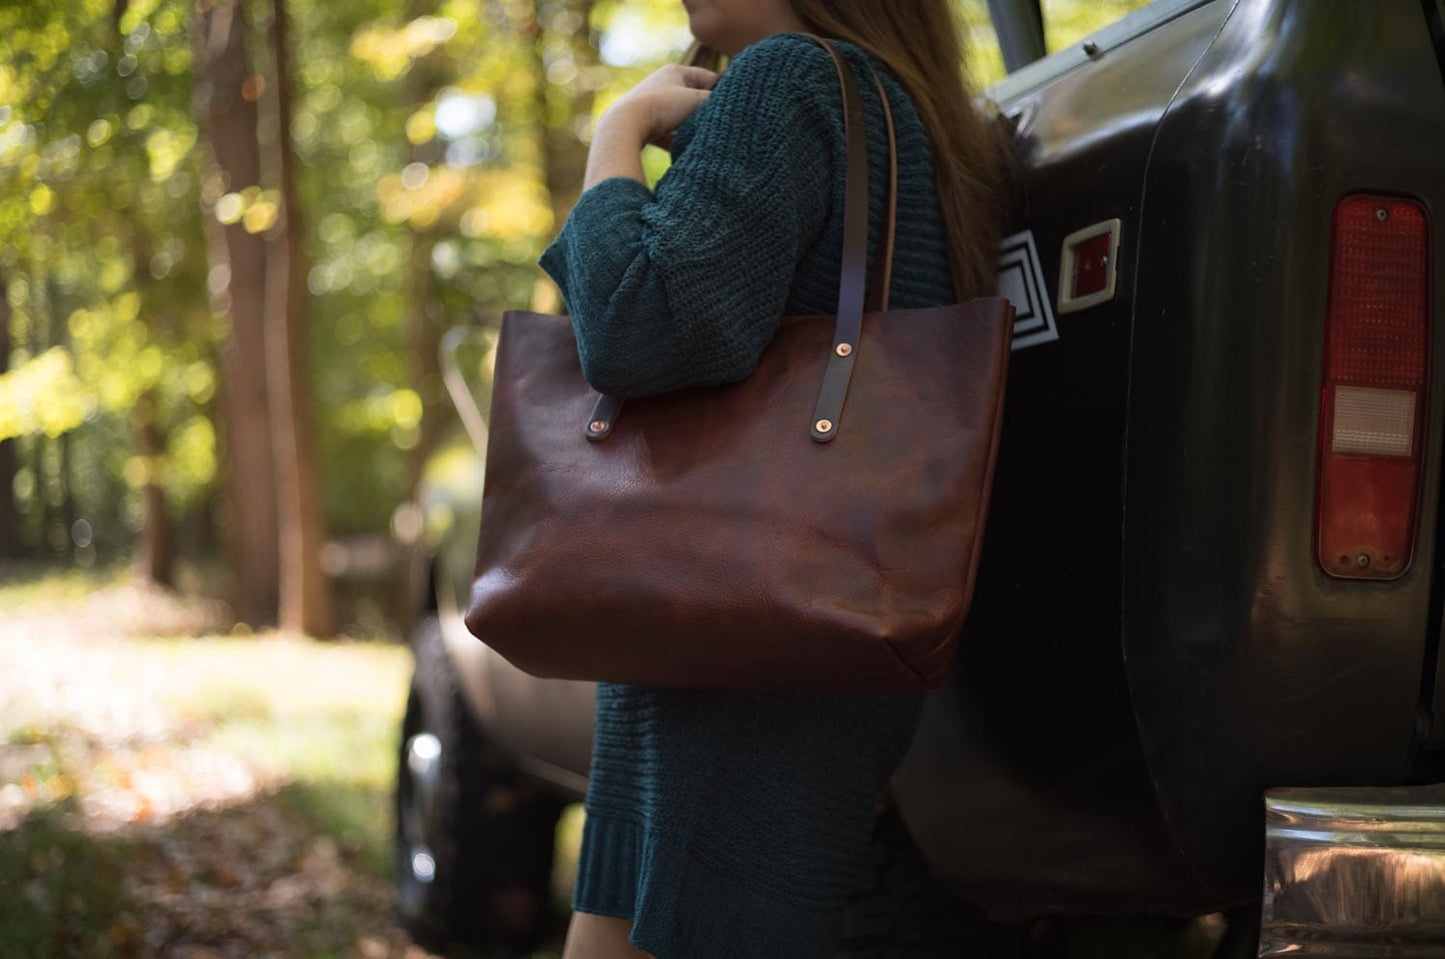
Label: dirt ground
xmin=0 ymin=566 xmax=565 ymax=959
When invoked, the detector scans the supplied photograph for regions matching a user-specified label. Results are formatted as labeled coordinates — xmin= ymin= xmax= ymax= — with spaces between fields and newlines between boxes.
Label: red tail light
xmin=1317 ymin=194 xmax=1431 ymax=580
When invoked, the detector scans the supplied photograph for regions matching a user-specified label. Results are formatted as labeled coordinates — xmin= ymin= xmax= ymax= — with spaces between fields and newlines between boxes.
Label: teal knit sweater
xmin=539 ymin=31 xmax=953 ymax=397
xmin=537 ymin=31 xmax=950 ymax=959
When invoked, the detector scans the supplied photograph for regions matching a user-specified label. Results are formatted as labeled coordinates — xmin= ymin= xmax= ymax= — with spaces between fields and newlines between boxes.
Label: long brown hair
xmin=682 ymin=3 xmax=1011 ymax=302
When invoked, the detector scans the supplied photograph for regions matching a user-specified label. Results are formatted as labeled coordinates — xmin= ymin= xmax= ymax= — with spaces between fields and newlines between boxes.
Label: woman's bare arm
xmin=583 ymin=65 xmax=718 ymax=189
xmin=583 ymin=114 xmax=648 ymax=190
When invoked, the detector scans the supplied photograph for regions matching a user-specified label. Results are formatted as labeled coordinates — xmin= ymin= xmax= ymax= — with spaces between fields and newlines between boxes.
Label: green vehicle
xmin=395 ymin=1 xmax=1445 ymax=955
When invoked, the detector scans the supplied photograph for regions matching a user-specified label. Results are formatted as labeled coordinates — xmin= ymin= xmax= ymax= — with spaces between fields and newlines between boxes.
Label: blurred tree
xmin=534 ymin=0 xmax=598 ymax=247
xmin=133 ymin=391 xmax=174 ymax=581
xmin=108 ymin=1 xmax=175 ymax=586
xmin=34 ymin=280 xmax=62 ymax=553
xmin=403 ymin=0 xmax=445 ymax=501
xmin=193 ymin=0 xmax=280 ymax=624
xmin=0 ymin=0 xmax=206 ymax=571
xmin=0 ymin=280 xmax=17 ymax=558
xmin=261 ymin=0 xmax=334 ymax=635
xmin=303 ymin=0 xmax=434 ymax=539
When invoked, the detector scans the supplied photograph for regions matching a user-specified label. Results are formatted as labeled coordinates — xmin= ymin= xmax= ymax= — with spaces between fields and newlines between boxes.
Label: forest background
xmin=0 ymin=0 xmax=1144 ymax=633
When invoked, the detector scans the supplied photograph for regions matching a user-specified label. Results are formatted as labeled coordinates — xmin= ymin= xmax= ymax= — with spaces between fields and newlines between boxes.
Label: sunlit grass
xmin=0 ymin=560 xmax=130 ymax=613
xmin=145 ymin=634 xmax=411 ymax=874
xmin=0 ymin=563 xmax=433 ymax=954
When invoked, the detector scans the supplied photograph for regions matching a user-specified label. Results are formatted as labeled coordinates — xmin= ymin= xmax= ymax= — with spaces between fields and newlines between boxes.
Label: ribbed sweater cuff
xmin=570 ymin=812 xmax=643 ymax=920
xmin=537 ymin=175 xmax=653 ymax=303
xmin=572 ymin=812 xmax=846 ymax=959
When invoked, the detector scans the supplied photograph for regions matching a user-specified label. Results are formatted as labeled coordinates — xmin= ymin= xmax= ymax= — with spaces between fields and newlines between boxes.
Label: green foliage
xmin=0 ymin=0 xmax=210 ymax=554
xmin=0 ymin=0 xmax=1154 ymax=563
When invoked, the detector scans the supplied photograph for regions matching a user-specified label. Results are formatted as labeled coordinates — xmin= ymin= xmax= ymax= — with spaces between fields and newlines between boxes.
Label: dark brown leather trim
xmin=801 ymin=33 xmax=899 ymax=442
xmin=866 ymin=68 xmax=898 ymax=314
xmin=584 ymin=393 xmax=624 ymax=441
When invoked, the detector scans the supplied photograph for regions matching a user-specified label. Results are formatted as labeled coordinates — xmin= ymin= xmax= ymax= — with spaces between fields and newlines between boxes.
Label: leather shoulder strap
xmin=868 ymin=66 xmax=898 ymax=313
xmin=798 ymin=33 xmax=899 ymax=441
xmin=797 ymin=33 xmax=899 ymax=313
xmin=582 ymin=33 xmax=900 ymax=442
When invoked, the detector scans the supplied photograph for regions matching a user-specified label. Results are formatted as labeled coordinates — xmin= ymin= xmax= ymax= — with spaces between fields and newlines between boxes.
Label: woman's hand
xmin=582 ymin=64 xmax=719 ymax=190
xmin=601 ymin=64 xmax=719 ymax=151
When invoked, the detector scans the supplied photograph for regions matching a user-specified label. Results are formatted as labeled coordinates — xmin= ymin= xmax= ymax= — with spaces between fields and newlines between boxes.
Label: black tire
xmin=394 ymin=616 xmax=568 ymax=955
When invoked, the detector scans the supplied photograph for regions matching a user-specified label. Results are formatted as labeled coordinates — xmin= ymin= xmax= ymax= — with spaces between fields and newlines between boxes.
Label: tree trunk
xmin=58 ymin=430 xmax=74 ymax=543
xmin=32 ymin=277 xmax=54 ymax=550
xmin=404 ymin=0 xmax=443 ymax=499
xmin=113 ymin=0 xmax=175 ymax=586
xmin=404 ymin=229 xmax=439 ymax=499
xmin=52 ymin=278 xmax=76 ymax=552
xmin=193 ymin=0 xmax=280 ymax=626
xmin=529 ymin=0 xmax=595 ymax=314
xmin=536 ymin=0 xmax=597 ymax=232
xmin=0 ymin=280 xmax=20 ymax=558
xmin=262 ymin=0 xmax=333 ymax=637
xmin=132 ymin=392 xmax=174 ymax=584
xmin=128 ymin=362 xmax=174 ymax=586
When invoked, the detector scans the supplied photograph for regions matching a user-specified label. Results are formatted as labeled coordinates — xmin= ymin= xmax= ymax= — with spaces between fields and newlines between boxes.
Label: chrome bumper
xmin=1261 ymin=784 xmax=1445 ymax=957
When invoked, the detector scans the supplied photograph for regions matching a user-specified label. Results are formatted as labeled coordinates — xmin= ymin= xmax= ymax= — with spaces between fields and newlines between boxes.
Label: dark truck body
xmin=411 ymin=0 xmax=1445 ymax=930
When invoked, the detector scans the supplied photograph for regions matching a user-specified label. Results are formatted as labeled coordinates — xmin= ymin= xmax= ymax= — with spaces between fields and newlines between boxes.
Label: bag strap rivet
xmin=815 ymin=418 xmax=834 ymax=434
xmin=836 ymin=343 xmax=853 ymax=357
xmin=584 ymin=393 xmax=624 ymax=441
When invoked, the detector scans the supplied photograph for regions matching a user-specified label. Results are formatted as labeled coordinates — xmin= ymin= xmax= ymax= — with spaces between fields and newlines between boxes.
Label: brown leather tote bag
xmin=464 ymin=34 xmax=1014 ymax=694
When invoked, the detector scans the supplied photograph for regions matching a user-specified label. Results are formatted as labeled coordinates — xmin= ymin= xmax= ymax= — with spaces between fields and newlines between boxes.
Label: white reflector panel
xmin=1332 ymin=386 xmax=1416 ymax=457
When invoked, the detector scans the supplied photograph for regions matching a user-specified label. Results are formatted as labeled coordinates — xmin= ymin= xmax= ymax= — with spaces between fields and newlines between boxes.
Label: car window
xmin=983 ymin=0 xmax=1218 ymax=100
xmin=959 ymin=2 xmax=1008 ymax=89
xmin=1041 ymin=0 xmax=1157 ymax=53
xmin=962 ymin=0 xmax=1158 ymax=89
xmin=892 ymin=2 xmax=1178 ymax=92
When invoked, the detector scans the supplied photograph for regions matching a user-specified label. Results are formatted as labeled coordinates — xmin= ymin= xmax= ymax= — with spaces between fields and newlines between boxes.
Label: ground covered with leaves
xmin=0 ymin=564 xmax=573 ymax=959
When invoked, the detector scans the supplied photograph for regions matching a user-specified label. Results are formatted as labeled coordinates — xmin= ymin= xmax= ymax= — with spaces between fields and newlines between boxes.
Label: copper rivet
xmin=836 ymin=343 xmax=853 ymax=357
xmin=815 ymin=419 xmax=833 ymax=433
xmin=590 ymin=420 xmax=607 ymax=433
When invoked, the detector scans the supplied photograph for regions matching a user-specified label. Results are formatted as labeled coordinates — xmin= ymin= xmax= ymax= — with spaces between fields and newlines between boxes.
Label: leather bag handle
xmin=869 ymin=66 xmax=899 ymax=315
xmin=801 ymin=35 xmax=898 ymax=313
xmin=800 ymin=32 xmax=899 ymax=441
xmin=585 ymin=33 xmax=899 ymax=443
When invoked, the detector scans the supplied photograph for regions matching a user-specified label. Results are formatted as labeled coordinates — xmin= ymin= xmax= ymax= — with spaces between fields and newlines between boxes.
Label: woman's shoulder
xmin=729 ymin=31 xmax=835 ymax=70
xmin=703 ymin=32 xmax=841 ymax=112
xmin=722 ymin=33 xmax=919 ymax=140
xmin=668 ymin=33 xmax=903 ymax=160
xmin=723 ymin=32 xmax=890 ymax=100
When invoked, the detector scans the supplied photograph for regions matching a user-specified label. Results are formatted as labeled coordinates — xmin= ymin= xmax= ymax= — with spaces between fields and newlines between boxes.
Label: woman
xmin=538 ymin=2 xmax=1009 ymax=956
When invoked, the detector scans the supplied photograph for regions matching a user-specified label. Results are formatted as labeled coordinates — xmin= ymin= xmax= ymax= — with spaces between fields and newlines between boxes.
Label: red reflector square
xmin=1070 ymin=232 xmax=1113 ymax=298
